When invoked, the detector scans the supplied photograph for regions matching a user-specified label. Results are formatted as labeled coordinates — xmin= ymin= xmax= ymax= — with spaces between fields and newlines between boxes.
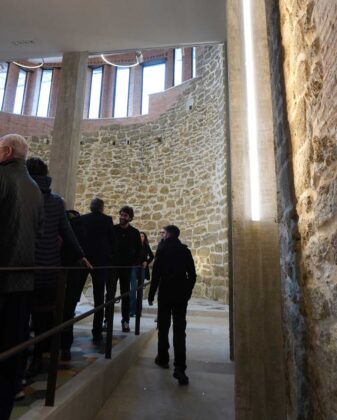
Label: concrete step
xmin=20 ymin=329 xmax=155 ymax=420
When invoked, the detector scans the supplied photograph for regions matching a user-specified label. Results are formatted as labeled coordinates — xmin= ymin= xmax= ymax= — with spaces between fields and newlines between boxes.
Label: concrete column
xmin=49 ymin=68 xmax=61 ymax=118
xmin=226 ymin=0 xmax=287 ymax=418
xmin=165 ymin=50 xmax=174 ymax=89
xmin=49 ymin=52 xmax=88 ymax=208
xmin=83 ymin=68 xmax=91 ymax=118
xmin=182 ymin=48 xmax=192 ymax=82
xmin=2 ymin=63 xmax=20 ymax=113
xmin=22 ymin=69 xmax=40 ymax=115
xmin=101 ymin=65 xmax=115 ymax=118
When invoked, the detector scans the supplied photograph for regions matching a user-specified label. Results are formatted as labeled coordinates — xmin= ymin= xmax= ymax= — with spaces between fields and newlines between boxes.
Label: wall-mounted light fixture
xmin=13 ymin=59 xmax=44 ymax=69
xmin=101 ymin=51 xmax=144 ymax=68
xmin=242 ymin=0 xmax=260 ymax=221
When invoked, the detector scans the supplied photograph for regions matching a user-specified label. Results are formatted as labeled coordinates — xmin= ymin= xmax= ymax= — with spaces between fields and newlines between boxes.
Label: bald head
xmin=0 ymin=134 xmax=29 ymax=162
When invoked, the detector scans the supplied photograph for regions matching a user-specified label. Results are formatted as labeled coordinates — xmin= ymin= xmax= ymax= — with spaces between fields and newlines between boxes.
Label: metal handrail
xmin=0 ymin=265 xmax=151 ymax=406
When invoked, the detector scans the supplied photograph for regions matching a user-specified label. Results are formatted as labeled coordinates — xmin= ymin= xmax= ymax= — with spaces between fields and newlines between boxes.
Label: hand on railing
xmin=80 ymin=257 xmax=93 ymax=270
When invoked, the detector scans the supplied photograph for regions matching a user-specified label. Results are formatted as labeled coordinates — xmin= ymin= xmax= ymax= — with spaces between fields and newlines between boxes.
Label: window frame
xmin=0 ymin=63 xmax=9 ymax=111
xmin=87 ymin=65 xmax=104 ymax=119
xmin=174 ymin=48 xmax=183 ymax=86
xmin=141 ymin=59 xmax=166 ymax=115
xmin=192 ymin=47 xmax=197 ymax=78
xmin=36 ymin=68 xmax=53 ymax=117
xmin=113 ymin=66 xmax=131 ymax=118
xmin=13 ymin=68 xmax=28 ymax=114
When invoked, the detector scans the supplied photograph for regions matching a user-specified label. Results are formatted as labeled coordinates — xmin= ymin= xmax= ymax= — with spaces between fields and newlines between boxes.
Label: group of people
xmin=0 ymin=133 xmax=197 ymax=419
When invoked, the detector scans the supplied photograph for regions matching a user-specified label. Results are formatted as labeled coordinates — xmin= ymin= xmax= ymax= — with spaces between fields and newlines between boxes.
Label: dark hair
xmin=164 ymin=225 xmax=180 ymax=238
xmin=26 ymin=157 xmax=48 ymax=176
xmin=140 ymin=231 xmax=149 ymax=245
xmin=90 ymin=198 xmax=104 ymax=213
xmin=119 ymin=206 xmax=134 ymax=220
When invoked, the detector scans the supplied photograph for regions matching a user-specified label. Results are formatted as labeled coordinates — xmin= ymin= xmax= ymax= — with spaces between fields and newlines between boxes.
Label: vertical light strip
xmin=242 ymin=0 xmax=261 ymax=221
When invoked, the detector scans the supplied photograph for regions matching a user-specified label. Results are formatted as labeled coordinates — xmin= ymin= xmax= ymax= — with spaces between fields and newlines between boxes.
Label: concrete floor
xmin=95 ymin=301 xmax=234 ymax=420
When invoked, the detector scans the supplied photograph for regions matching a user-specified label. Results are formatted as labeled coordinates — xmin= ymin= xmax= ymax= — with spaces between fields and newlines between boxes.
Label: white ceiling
xmin=0 ymin=0 xmax=226 ymax=61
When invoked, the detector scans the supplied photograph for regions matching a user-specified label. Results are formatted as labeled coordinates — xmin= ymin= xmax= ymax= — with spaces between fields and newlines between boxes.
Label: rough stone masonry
xmin=28 ymin=45 xmax=229 ymax=303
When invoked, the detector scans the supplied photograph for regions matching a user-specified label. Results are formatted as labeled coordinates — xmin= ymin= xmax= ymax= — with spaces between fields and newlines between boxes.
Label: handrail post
xmin=45 ymin=269 xmax=67 ymax=406
xmin=105 ymin=299 xmax=114 ymax=359
xmin=135 ymin=269 xmax=143 ymax=336
xmin=105 ymin=270 xmax=116 ymax=359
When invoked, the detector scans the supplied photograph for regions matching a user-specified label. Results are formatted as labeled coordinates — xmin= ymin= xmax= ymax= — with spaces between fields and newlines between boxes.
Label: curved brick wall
xmin=0 ymin=45 xmax=229 ymax=302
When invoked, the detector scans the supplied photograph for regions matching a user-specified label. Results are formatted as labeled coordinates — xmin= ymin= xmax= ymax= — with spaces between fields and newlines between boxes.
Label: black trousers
xmin=90 ymin=269 xmax=114 ymax=337
xmin=0 ymin=292 xmax=31 ymax=420
xmin=31 ymin=287 xmax=56 ymax=356
xmin=111 ymin=268 xmax=131 ymax=323
xmin=157 ymin=299 xmax=188 ymax=372
xmin=61 ymin=269 xmax=87 ymax=351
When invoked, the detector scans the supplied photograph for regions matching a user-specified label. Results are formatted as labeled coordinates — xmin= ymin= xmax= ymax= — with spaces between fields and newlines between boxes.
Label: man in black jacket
xmin=79 ymin=198 xmax=116 ymax=341
xmin=0 ymin=134 xmax=44 ymax=419
xmin=148 ymin=225 xmax=196 ymax=385
xmin=112 ymin=206 xmax=141 ymax=333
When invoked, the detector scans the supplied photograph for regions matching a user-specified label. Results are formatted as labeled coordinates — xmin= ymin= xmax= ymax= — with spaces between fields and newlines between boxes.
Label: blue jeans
xmin=129 ymin=267 xmax=145 ymax=316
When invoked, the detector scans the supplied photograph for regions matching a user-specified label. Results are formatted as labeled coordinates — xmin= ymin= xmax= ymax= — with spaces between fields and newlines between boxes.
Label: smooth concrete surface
xmin=19 ymin=311 xmax=155 ymax=420
xmin=226 ymin=0 xmax=287 ymax=418
xmin=49 ymin=51 xmax=88 ymax=207
xmin=95 ymin=304 xmax=233 ymax=420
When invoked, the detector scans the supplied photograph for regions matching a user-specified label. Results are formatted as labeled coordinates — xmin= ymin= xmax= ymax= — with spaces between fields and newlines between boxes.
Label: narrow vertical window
xmin=192 ymin=47 xmax=197 ymax=78
xmin=114 ymin=67 xmax=130 ymax=118
xmin=0 ymin=63 xmax=8 ymax=110
xmin=174 ymin=48 xmax=183 ymax=86
xmin=142 ymin=62 xmax=165 ymax=115
xmin=13 ymin=69 xmax=27 ymax=114
xmin=88 ymin=67 xmax=103 ymax=119
xmin=37 ymin=69 xmax=53 ymax=117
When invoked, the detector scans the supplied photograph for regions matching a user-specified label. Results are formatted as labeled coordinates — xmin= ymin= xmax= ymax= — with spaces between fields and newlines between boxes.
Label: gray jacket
xmin=0 ymin=158 xmax=44 ymax=293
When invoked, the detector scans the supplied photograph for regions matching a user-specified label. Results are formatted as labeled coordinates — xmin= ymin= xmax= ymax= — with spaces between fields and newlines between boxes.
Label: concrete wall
xmin=227 ymin=0 xmax=287 ymax=417
xmin=0 ymin=45 xmax=229 ymax=302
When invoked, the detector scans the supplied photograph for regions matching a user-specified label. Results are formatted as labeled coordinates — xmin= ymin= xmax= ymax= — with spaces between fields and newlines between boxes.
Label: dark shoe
xmin=26 ymin=356 xmax=43 ymax=378
xmin=92 ymin=334 xmax=103 ymax=343
xmin=61 ymin=350 xmax=72 ymax=361
xmin=173 ymin=370 xmax=189 ymax=385
xmin=15 ymin=391 xmax=25 ymax=401
xmin=103 ymin=320 xmax=108 ymax=332
xmin=121 ymin=321 xmax=130 ymax=332
xmin=155 ymin=356 xmax=169 ymax=369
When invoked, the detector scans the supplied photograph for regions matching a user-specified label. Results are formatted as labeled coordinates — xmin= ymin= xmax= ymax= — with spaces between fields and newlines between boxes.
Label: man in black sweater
xmin=148 ymin=225 xmax=196 ymax=385
xmin=80 ymin=198 xmax=116 ymax=341
xmin=112 ymin=206 xmax=141 ymax=332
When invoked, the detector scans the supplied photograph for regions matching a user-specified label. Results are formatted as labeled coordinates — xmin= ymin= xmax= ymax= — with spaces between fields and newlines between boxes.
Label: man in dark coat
xmin=0 ymin=134 xmax=44 ymax=419
xmin=61 ymin=210 xmax=88 ymax=360
xmin=112 ymin=206 xmax=141 ymax=333
xmin=80 ymin=198 xmax=116 ymax=341
xmin=148 ymin=225 xmax=196 ymax=385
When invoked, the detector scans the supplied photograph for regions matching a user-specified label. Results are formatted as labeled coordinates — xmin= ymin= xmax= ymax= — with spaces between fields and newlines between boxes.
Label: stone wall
xmin=25 ymin=44 xmax=228 ymax=302
xmin=75 ymin=45 xmax=228 ymax=302
xmin=277 ymin=0 xmax=337 ymax=418
xmin=265 ymin=1 xmax=309 ymax=418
